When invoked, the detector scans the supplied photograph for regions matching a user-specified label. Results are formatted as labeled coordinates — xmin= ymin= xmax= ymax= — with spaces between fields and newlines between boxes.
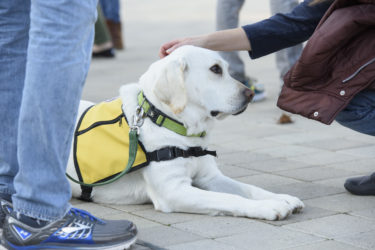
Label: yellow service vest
xmin=74 ymin=98 xmax=148 ymax=184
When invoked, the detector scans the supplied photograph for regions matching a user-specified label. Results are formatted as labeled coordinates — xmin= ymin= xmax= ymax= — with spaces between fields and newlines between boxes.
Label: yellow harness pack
xmin=73 ymin=98 xmax=148 ymax=184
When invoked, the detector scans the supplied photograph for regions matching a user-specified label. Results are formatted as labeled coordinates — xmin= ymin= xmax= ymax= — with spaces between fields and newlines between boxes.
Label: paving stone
xmin=253 ymin=126 xmax=299 ymax=139
xmin=172 ymin=216 xmax=257 ymax=239
xmin=217 ymin=151 xmax=276 ymax=166
xmin=313 ymin=176 xmax=350 ymax=190
xmin=131 ymin=242 xmax=155 ymax=250
xmin=265 ymin=131 xmax=339 ymax=145
xmin=216 ymin=138 xmax=284 ymax=152
xmin=209 ymin=120 xmax=264 ymax=144
xmin=73 ymin=202 xmax=121 ymax=217
xmin=216 ymin=221 xmax=323 ymax=250
xmin=137 ymin=225 xmax=204 ymax=247
xmin=325 ymin=158 xmax=375 ymax=174
xmin=289 ymin=151 xmax=363 ymax=165
xmin=251 ymin=145 xmax=324 ymax=158
xmin=209 ymin=132 xmax=243 ymax=145
xmin=300 ymin=138 xmax=372 ymax=151
xmin=284 ymin=240 xmax=366 ymax=250
xmin=304 ymin=193 xmax=375 ymax=213
xmin=336 ymin=231 xmax=375 ymax=250
xmin=106 ymin=203 xmax=154 ymax=213
xmin=280 ymin=116 xmax=334 ymax=132
xmin=337 ymin=145 xmax=375 ymax=158
xmin=276 ymin=166 xmax=358 ymax=182
xmin=264 ymin=205 xmax=338 ymax=226
xmin=284 ymin=214 xmax=375 ymax=238
xmin=266 ymin=182 xmax=344 ymax=200
xmin=133 ymin=239 xmax=170 ymax=250
xmin=70 ymin=198 xmax=84 ymax=206
xmin=215 ymin=125 xmax=297 ymax=140
xmin=344 ymin=134 xmax=375 ymax=144
xmin=132 ymin=209 xmax=206 ymax=225
xmin=208 ymin=144 xmax=234 ymax=155
xmin=330 ymin=122 xmax=368 ymax=136
xmin=350 ymin=208 xmax=375 ymax=220
xmin=103 ymin=212 xmax=160 ymax=229
xmin=218 ymin=164 xmax=261 ymax=178
xmin=168 ymin=239 xmax=237 ymax=250
xmin=236 ymin=173 xmax=302 ymax=189
xmin=241 ymin=157 xmax=312 ymax=173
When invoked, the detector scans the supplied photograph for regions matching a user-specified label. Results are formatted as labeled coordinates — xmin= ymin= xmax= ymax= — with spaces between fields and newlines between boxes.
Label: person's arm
xmin=243 ymin=0 xmax=331 ymax=59
xmin=160 ymin=0 xmax=331 ymax=59
xmin=159 ymin=28 xmax=250 ymax=58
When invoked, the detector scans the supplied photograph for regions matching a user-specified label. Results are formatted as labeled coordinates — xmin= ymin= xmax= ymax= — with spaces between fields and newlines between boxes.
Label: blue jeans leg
xmin=216 ymin=0 xmax=246 ymax=83
xmin=269 ymin=0 xmax=303 ymax=82
xmin=99 ymin=0 xmax=121 ymax=23
xmin=335 ymin=89 xmax=375 ymax=136
xmin=11 ymin=0 xmax=97 ymax=221
xmin=0 ymin=0 xmax=30 ymax=201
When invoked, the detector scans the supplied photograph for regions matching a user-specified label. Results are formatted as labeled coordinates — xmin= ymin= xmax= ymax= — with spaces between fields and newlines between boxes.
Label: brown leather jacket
xmin=277 ymin=0 xmax=375 ymax=125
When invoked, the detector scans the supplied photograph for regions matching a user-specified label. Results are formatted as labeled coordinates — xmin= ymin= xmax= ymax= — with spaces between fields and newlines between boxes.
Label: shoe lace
xmin=69 ymin=207 xmax=105 ymax=224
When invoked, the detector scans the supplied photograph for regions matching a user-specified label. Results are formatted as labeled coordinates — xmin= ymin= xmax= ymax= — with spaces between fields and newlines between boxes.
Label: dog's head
xmin=139 ymin=45 xmax=253 ymax=134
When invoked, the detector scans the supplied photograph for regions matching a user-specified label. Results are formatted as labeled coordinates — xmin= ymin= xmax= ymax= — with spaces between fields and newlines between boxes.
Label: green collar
xmin=137 ymin=92 xmax=206 ymax=137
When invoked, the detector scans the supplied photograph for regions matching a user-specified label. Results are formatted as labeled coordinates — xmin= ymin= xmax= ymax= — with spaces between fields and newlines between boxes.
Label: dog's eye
xmin=210 ymin=64 xmax=222 ymax=75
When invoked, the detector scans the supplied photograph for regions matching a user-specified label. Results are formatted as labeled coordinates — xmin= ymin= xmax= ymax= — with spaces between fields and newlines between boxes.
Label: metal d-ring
xmin=131 ymin=99 xmax=146 ymax=134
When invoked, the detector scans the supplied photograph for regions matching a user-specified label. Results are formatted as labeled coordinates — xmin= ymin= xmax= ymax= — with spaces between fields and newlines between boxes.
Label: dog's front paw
xmin=248 ymin=200 xmax=293 ymax=221
xmin=273 ymin=194 xmax=304 ymax=214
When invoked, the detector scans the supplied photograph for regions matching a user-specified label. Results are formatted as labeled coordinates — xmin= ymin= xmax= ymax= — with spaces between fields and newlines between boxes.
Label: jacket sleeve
xmin=242 ymin=0 xmax=332 ymax=59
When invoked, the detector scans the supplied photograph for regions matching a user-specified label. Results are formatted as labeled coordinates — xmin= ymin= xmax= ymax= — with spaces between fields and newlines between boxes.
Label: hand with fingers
xmin=159 ymin=36 xmax=208 ymax=58
xmin=159 ymin=28 xmax=251 ymax=58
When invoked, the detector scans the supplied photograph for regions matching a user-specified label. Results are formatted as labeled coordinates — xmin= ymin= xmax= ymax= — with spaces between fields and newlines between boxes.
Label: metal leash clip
xmin=131 ymin=101 xmax=146 ymax=135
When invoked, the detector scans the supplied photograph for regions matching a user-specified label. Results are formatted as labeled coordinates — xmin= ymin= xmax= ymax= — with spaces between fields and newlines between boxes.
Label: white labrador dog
xmin=67 ymin=45 xmax=304 ymax=220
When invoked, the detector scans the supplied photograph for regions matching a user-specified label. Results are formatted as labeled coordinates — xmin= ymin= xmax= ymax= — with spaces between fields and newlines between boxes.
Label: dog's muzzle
xmin=232 ymin=88 xmax=254 ymax=115
xmin=210 ymin=88 xmax=254 ymax=117
xmin=243 ymin=87 xmax=254 ymax=103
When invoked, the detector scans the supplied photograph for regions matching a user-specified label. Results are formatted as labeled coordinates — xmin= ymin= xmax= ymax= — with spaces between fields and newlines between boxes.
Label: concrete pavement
xmin=80 ymin=0 xmax=375 ymax=249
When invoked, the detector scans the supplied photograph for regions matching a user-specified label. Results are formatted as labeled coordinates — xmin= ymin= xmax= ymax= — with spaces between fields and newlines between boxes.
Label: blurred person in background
xmin=93 ymin=4 xmax=116 ymax=58
xmin=100 ymin=0 xmax=124 ymax=50
xmin=216 ymin=0 xmax=303 ymax=103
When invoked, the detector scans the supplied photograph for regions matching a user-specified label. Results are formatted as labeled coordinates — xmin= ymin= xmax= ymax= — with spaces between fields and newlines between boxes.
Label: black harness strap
xmin=79 ymin=185 xmax=93 ymax=202
xmin=79 ymin=146 xmax=216 ymax=202
xmin=147 ymin=146 xmax=217 ymax=162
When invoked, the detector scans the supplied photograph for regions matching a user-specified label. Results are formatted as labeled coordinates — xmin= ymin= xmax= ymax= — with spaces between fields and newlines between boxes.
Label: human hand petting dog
xmin=159 ymin=27 xmax=251 ymax=58
xmin=159 ymin=36 xmax=208 ymax=58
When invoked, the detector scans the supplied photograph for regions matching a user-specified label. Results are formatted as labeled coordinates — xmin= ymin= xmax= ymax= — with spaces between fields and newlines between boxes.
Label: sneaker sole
xmin=3 ymin=229 xmax=137 ymax=250
xmin=3 ymin=237 xmax=137 ymax=250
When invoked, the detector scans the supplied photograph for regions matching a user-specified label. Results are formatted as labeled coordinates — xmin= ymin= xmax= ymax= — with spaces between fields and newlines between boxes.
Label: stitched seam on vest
xmin=76 ymin=114 xmax=124 ymax=136
xmin=74 ymin=105 xmax=93 ymax=182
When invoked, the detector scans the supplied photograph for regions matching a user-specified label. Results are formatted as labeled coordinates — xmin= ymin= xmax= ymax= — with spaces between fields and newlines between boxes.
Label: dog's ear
xmin=153 ymin=58 xmax=187 ymax=114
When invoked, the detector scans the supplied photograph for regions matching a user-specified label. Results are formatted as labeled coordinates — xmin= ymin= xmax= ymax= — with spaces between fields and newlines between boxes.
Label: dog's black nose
xmin=243 ymin=88 xmax=254 ymax=103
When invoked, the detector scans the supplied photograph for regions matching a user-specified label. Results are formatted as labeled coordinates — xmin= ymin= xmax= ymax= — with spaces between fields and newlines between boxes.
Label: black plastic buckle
xmin=79 ymin=186 xmax=93 ymax=202
xmin=146 ymin=108 xmax=158 ymax=122
xmin=188 ymin=147 xmax=200 ymax=156
xmin=155 ymin=147 xmax=175 ymax=161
